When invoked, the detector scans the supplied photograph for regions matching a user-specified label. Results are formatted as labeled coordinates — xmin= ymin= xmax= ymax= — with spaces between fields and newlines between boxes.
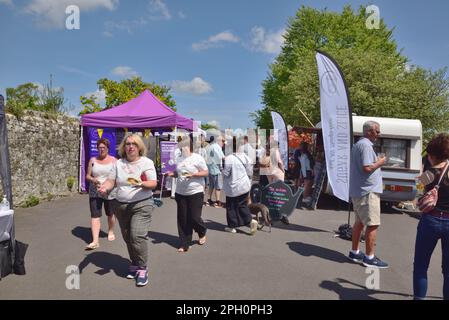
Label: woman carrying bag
xmin=414 ymin=133 xmax=449 ymax=300
xmin=222 ymin=138 xmax=258 ymax=235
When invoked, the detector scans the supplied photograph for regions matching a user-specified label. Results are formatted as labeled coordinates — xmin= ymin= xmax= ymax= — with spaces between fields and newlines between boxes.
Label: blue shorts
xmin=208 ymin=174 xmax=223 ymax=190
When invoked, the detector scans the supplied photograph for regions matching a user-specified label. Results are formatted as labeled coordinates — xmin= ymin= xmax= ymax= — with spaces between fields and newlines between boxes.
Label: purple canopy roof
xmin=80 ymin=89 xmax=194 ymax=130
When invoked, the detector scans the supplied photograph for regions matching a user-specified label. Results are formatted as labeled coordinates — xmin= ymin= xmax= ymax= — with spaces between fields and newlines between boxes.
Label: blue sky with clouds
xmin=0 ymin=0 xmax=448 ymax=129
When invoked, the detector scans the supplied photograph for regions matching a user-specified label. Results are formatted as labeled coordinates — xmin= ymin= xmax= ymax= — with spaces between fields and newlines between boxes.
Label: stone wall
xmin=0 ymin=110 xmax=80 ymax=207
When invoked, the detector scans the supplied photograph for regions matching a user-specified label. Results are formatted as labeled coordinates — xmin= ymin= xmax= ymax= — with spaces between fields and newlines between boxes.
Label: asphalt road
xmin=0 ymin=193 xmax=444 ymax=300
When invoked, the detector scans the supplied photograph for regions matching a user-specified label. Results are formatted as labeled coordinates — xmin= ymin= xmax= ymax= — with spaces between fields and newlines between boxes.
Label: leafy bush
xmin=22 ymin=195 xmax=39 ymax=208
xmin=67 ymin=176 xmax=76 ymax=191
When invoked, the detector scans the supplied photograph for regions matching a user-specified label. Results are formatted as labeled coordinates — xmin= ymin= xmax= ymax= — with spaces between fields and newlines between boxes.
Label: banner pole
xmin=298 ymin=108 xmax=315 ymax=127
xmin=316 ymin=50 xmax=354 ymax=239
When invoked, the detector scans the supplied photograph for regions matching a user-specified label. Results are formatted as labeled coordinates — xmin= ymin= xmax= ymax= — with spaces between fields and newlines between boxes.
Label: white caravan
xmin=316 ymin=116 xmax=423 ymax=203
xmin=352 ymin=116 xmax=422 ymax=202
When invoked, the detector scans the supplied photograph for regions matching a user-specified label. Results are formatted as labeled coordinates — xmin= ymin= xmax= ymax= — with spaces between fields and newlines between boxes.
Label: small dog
xmin=248 ymin=202 xmax=271 ymax=232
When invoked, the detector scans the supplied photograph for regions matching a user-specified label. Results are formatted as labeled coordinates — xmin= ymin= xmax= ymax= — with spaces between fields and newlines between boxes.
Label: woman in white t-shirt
xmin=222 ymin=138 xmax=258 ymax=235
xmin=85 ymin=138 xmax=117 ymax=250
xmin=99 ymin=133 xmax=157 ymax=287
xmin=167 ymin=137 xmax=209 ymax=252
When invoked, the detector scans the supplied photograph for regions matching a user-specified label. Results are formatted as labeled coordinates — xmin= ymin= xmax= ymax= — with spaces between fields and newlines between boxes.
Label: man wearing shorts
xmin=348 ymin=120 xmax=388 ymax=268
xmin=206 ymin=136 xmax=225 ymax=207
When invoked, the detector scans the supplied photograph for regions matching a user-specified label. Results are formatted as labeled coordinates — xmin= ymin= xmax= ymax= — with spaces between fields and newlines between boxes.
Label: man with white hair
xmin=348 ymin=120 xmax=388 ymax=269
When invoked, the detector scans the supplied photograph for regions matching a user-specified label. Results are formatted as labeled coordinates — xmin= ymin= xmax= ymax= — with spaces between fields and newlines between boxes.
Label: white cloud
xmin=84 ymin=89 xmax=106 ymax=106
xmin=111 ymin=66 xmax=139 ymax=78
xmin=192 ymin=31 xmax=240 ymax=51
xmin=32 ymin=82 xmax=45 ymax=94
xmin=103 ymin=31 xmax=113 ymax=37
xmin=405 ymin=62 xmax=413 ymax=72
xmin=104 ymin=17 xmax=147 ymax=35
xmin=148 ymin=0 xmax=171 ymax=21
xmin=0 ymin=0 xmax=13 ymax=7
xmin=103 ymin=1 xmax=170 ymax=36
xmin=248 ymin=26 xmax=285 ymax=54
xmin=171 ymin=77 xmax=213 ymax=95
xmin=208 ymin=120 xmax=220 ymax=128
xmin=178 ymin=11 xmax=186 ymax=19
xmin=24 ymin=0 xmax=118 ymax=29
xmin=59 ymin=65 xmax=95 ymax=78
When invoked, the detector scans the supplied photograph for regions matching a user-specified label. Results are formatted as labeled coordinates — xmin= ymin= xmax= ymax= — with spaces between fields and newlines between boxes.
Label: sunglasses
xmin=125 ymin=142 xmax=138 ymax=147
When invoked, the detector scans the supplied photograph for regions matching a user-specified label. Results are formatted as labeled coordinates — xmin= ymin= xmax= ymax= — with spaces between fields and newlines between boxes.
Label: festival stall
xmin=79 ymin=89 xmax=195 ymax=192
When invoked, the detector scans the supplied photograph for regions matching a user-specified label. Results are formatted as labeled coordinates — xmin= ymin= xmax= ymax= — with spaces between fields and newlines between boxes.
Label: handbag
xmin=417 ymin=161 xmax=449 ymax=213
xmin=0 ymin=239 xmax=13 ymax=279
xmin=259 ymin=154 xmax=271 ymax=169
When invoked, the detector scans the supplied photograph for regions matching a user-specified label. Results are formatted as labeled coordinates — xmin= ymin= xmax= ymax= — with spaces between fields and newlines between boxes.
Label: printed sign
xmin=316 ymin=51 xmax=352 ymax=202
xmin=258 ymin=180 xmax=303 ymax=221
xmin=88 ymin=127 xmax=116 ymax=158
xmin=160 ymin=141 xmax=178 ymax=174
xmin=271 ymin=111 xmax=289 ymax=171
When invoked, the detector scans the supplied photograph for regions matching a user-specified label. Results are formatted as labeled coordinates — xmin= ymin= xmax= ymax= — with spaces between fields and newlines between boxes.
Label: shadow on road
xmin=316 ymin=194 xmax=349 ymax=211
xmin=203 ymin=219 xmax=228 ymax=232
xmin=287 ymin=241 xmax=348 ymax=263
xmin=78 ymin=251 xmax=130 ymax=278
xmin=72 ymin=226 xmax=108 ymax=244
xmin=320 ymin=278 xmax=413 ymax=300
xmin=205 ymin=219 xmax=253 ymax=235
xmin=147 ymin=231 xmax=179 ymax=249
xmin=273 ymin=222 xmax=330 ymax=233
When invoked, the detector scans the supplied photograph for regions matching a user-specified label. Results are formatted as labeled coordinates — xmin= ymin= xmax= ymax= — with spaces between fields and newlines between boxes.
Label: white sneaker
xmin=224 ymin=227 xmax=237 ymax=233
xmin=249 ymin=219 xmax=258 ymax=235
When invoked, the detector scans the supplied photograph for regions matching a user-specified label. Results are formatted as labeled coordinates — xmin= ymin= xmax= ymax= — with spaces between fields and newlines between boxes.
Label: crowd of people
xmin=85 ymin=124 xmax=449 ymax=300
xmin=87 ymin=132 xmax=273 ymax=286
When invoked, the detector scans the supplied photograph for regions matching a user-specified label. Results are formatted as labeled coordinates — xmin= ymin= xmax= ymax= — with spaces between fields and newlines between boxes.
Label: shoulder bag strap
xmin=436 ymin=160 xmax=449 ymax=188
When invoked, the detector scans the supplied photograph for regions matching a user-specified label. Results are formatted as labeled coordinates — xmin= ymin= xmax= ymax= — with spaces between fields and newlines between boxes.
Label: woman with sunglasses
xmin=99 ymin=133 xmax=157 ymax=287
xmin=85 ymin=138 xmax=117 ymax=250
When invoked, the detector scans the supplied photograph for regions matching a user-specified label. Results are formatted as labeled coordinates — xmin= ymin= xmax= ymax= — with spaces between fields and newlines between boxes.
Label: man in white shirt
xmin=237 ymin=135 xmax=256 ymax=166
xmin=205 ymin=136 xmax=225 ymax=207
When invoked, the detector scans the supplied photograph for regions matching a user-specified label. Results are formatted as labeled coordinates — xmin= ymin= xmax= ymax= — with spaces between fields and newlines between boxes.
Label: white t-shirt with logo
xmin=110 ymin=157 xmax=157 ymax=203
xmin=175 ymin=153 xmax=208 ymax=196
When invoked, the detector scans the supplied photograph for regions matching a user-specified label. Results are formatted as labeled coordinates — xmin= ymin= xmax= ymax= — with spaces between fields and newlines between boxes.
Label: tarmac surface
xmin=0 ymin=193 xmax=444 ymax=300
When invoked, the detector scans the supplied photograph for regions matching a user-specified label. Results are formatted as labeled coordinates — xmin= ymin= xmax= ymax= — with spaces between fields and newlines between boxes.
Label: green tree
xmin=5 ymin=82 xmax=40 ymax=116
xmin=200 ymin=123 xmax=219 ymax=131
xmin=254 ymin=5 xmax=449 ymax=143
xmin=6 ymin=77 xmax=68 ymax=116
xmin=78 ymin=95 xmax=102 ymax=115
xmin=79 ymin=77 xmax=176 ymax=115
xmin=38 ymin=81 xmax=67 ymax=114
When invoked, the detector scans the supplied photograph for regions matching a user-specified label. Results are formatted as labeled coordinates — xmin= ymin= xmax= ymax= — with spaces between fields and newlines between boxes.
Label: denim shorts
xmin=208 ymin=174 xmax=223 ymax=190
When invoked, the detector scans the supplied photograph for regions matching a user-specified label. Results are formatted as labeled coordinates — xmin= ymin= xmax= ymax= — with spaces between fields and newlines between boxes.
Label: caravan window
xmin=382 ymin=139 xmax=407 ymax=168
xmin=354 ymin=136 xmax=409 ymax=168
xmin=373 ymin=138 xmax=408 ymax=168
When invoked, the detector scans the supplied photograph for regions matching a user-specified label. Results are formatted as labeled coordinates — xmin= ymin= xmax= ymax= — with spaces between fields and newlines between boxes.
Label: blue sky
xmin=0 ymin=0 xmax=448 ymax=129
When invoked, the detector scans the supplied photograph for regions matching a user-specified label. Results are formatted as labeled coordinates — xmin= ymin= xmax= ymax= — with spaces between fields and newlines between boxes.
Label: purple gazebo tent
xmin=80 ymin=89 xmax=193 ymax=130
xmin=78 ymin=89 xmax=195 ymax=191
